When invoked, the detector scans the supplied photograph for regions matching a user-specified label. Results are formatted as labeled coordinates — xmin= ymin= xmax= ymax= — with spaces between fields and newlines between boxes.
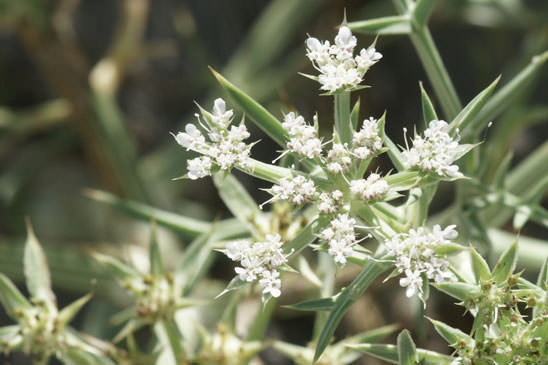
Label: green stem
xmin=312 ymin=252 xmax=336 ymax=340
xmin=246 ymin=298 xmax=277 ymax=341
xmin=334 ymin=92 xmax=352 ymax=146
xmin=408 ymin=25 xmax=461 ymax=119
xmin=158 ymin=319 xmax=185 ymax=365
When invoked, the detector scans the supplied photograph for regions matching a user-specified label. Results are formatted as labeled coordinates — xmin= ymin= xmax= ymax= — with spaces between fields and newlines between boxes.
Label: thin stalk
xmin=246 ymin=298 xmax=277 ymax=341
xmin=334 ymin=92 xmax=352 ymax=146
xmin=408 ymin=25 xmax=461 ymax=119
xmin=312 ymin=252 xmax=336 ymax=340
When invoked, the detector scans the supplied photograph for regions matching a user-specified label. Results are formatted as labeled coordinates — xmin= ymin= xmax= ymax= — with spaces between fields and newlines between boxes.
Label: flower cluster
xmin=401 ymin=120 xmax=463 ymax=178
xmin=174 ymin=98 xmax=252 ymax=179
xmin=306 ymin=26 xmax=382 ymax=92
xmin=320 ymin=213 xmax=360 ymax=264
xmin=317 ymin=189 xmax=344 ymax=214
xmin=224 ymin=234 xmax=288 ymax=298
xmin=281 ymin=112 xmax=322 ymax=159
xmin=385 ymin=224 xmax=458 ymax=298
xmin=123 ymin=275 xmax=175 ymax=321
xmin=350 ymin=173 xmax=389 ymax=201
xmin=265 ymin=175 xmax=317 ymax=207
xmin=326 ymin=143 xmax=352 ymax=174
xmin=352 ymin=117 xmax=383 ymax=159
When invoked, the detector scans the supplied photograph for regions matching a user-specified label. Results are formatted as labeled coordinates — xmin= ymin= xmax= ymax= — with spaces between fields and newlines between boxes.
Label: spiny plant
xmin=1 ymin=1 xmax=548 ymax=364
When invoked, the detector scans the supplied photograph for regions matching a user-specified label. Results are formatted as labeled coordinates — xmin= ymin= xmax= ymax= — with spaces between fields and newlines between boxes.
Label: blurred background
xmin=0 ymin=0 xmax=547 ymax=363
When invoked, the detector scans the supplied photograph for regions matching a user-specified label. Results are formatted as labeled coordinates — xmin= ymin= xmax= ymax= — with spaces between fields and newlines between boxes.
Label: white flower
xmin=268 ymin=175 xmax=317 ymax=206
xmin=173 ymin=98 xmax=252 ymax=179
xmin=318 ymin=190 xmax=343 ymax=214
xmin=280 ymin=112 xmax=322 ymax=159
xmin=186 ymin=156 xmax=212 ymax=180
xmin=385 ymin=225 xmax=459 ymax=299
xmin=305 ymin=26 xmax=382 ymax=92
xmin=350 ymin=173 xmax=389 ymax=201
xmin=352 ymin=117 xmax=383 ymax=159
xmin=321 ymin=213 xmax=359 ymax=265
xmin=402 ymin=120 xmax=464 ymax=178
xmin=224 ymin=234 xmax=288 ymax=299
xmin=327 ymin=143 xmax=352 ymax=174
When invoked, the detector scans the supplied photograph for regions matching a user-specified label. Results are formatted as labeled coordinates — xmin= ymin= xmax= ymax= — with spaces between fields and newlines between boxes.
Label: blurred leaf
xmin=215 ymin=276 xmax=247 ymax=299
xmin=176 ymin=232 xmax=214 ymax=294
xmin=213 ymin=173 xmax=263 ymax=236
xmin=85 ymin=189 xmax=247 ymax=240
xmin=93 ymin=253 xmax=141 ymax=281
xmin=351 ymin=98 xmax=360 ymax=131
xmin=462 ymin=51 xmax=548 ymax=141
xmin=297 ymin=256 xmax=322 ymax=288
xmin=488 ymin=229 xmax=548 ymax=271
xmin=349 ymin=15 xmax=411 ymax=35
xmin=57 ymin=293 xmax=93 ymax=328
xmin=448 ymin=76 xmax=500 ymax=136
xmin=149 ymin=222 xmax=164 ymax=276
xmin=210 ymin=67 xmax=288 ymax=147
xmin=346 ymin=343 xmax=453 ymax=364
xmin=470 ymin=246 xmax=491 ymax=283
xmin=492 ymin=237 xmax=517 ymax=284
xmin=314 ymin=258 xmax=391 ymax=362
xmin=158 ymin=319 xmax=184 ymax=365
xmin=0 ymin=273 xmax=32 ymax=320
xmin=433 ymin=282 xmax=481 ymax=301
xmin=23 ymin=221 xmax=55 ymax=307
xmin=284 ymin=296 xmax=336 ymax=312
xmin=429 ymin=318 xmax=471 ymax=346
xmin=59 ymin=347 xmax=114 ymax=365
xmin=397 ymin=329 xmax=417 ymax=365
xmin=537 ymin=257 xmax=548 ymax=289
xmin=412 ymin=0 xmax=438 ymax=25
xmin=493 ymin=152 xmax=513 ymax=190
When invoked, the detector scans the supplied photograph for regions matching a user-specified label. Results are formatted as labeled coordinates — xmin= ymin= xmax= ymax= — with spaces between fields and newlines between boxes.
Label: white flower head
xmin=173 ymin=98 xmax=252 ymax=179
xmin=384 ymin=225 xmax=459 ymax=299
xmin=352 ymin=117 xmax=383 ymax=159
xmin=305 ymin=26 xmax=382 ymax=92
xmin=318 ymin=189 xmax=344 ymax=214
xmin=224 ymin=234 xmax=288 ymax=299
xmin=321 ymin=213 xmax=359 ymax=265
xmin=350 ymin=173 xmax=389 ymax=201
xmin=327 ymin=143 xmax=352 ymax=174
xmin=266 ymin=175 xmax=317 ymax=207
xmin=280 ymin=112 xmax=322 ymax=159
xmin=402 ymin=120 xmax=464 ymax=178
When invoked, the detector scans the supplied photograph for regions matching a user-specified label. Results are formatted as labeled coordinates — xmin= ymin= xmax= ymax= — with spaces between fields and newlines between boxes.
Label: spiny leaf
xmin=23 ymin=220 xmax=55 ymax=307
xmin=92 ymin=253 xmax=141 ymax=281
xmin=470 ymin=246 xmax=491 ymax=283
xmin=0 ymin=273 xmax=32 ymax=320
xmin=313 ymin=259 xmax=391 ymax=362
xmin=429 ymin=318 xmax=472 ymax=347
xmin=346 ymin=343 xmax=453 ymax=364
xmin=209 ymin=67 xmax=288 ymax=147
xmin=448 ymin=76 xmax=500 ymax=137
xmin=348 ymin=15 xmax=411 ymax=35
xmin=433 ymin=282 xmax=481 ymax=302
xmin=148 ymin=221 xmax=164 ymax=276
xmin=397 ymin=329 xmax=417 ymax=365
xmin=213 ymin=173 xmax=262 ymax=236
xmin=57 ymin=293 xmax=93 ymax=328
xmin=420 ymin=82 xmax=438 ymax=128
xmin=284 ymin=296 xmax=336 ymax=312
xmin=492 ymin=237 xmax=518 ymax=284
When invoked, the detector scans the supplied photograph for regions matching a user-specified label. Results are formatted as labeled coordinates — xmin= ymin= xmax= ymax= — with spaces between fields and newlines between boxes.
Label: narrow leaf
xmin=348 ymin=15 xmax=411 ymax=35
xmin=176 ymin=232 xmax=214 ymax=295
xmin=412 ymin=0 xmax=438 ymax=25
xmin=433 ymin=282 xmax=481 ymax=301
xmin=397 ymin=330 xmax=417 ymax=365
xmin=493 ymin=152 xmax=513 ymax=190
xmin=149 ymin=222 xmax=164 ymax=276
xmin=209 ymin=67 xmax=288 ymax=147
xmin=334 ymin=92 xmax=352 ymax=146
xmin=470 ymin=246 xmax=491 ymax=283
xmin=284 ymin=296 xmax=336 ymax=312
xmin=537 ymin=257 xmax=548 ymax=289
xmin=314 ymin=259 xmax=391 ymax=362
xmin=429 ymin=318 xmax=471 ymax=346
xmin=24 ymin=220 xmax=55 ymax=306
xmin=420 ymin=82 xmax=438 ymax=127
xmin=57 ymin=293 xmax=93 ymax=328
xmin=215 ymin=276 xmax=248 ymax=299
xmin=492 ymin=237 xmax=518 ymax=284
xmin=347 ymin=343 xmax=453 ymax=364
xmin=0 ymin=273 xmax=32 ymax=320
xmin=92 ymin=253 xmax=141 ymax=281
xmin=284 ymin=217 xmax=327 ymax=256
xmin=448 ymin=76 xmax=500 ymax=136
xmin=378 ymin=113 xmax=405 ymax=171
xmin=213 ymin=173 xmax=262 ymax=235
xmin=350 ymin=98 xmax=360 ymax=131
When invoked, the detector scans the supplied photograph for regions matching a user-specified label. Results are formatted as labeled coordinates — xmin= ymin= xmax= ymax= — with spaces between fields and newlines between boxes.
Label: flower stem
xmin=334 ymin=92 xmax=352 ymax=146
